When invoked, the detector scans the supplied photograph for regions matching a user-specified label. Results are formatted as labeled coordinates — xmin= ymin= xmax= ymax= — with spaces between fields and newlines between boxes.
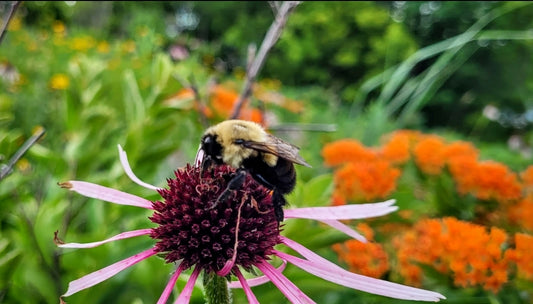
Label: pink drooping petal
xmin=319 ymin=220 xmax=366 ymax=242
xmin=228 ymin=261 xmax=287 ymax=288
xmin=217 ymin=257 xmax=236 ymax=277
xmin=284 ymin=199 xmax=397 ymax=220
xmin=117 ymin=144 xmax=161 ymax=191
xmin=255 ymin=259 xmax=315 ymax=304
xmin=62 ymin=248 xmax=157 ymax=297
xmin=275 ymin=250 xmax=445 ymax=302
xmin=57 ymin=229 xmax=152 ymax=248
xmin=234 ymin=267 xmax=260 ymax=304
xmin=174 ymin=265 xmax=201 ymax=304
xmin=278 ymin=238 xmax=446 ymax=302
xmin=279 ymin=237 xmax=323 ymax=263
xmin=157 ymin=263 xmax=185 ymax=304
xmin=59 ymin=181 xmax=153 ymax=209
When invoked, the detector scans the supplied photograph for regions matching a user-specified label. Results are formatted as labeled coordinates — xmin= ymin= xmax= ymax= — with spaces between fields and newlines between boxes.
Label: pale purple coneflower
xmin=56 ymin=144 xmax=445 ymax=304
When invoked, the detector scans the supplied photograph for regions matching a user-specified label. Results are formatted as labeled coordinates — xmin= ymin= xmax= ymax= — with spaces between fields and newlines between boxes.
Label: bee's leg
xmin=271 ymin=189 xmax=287 ymax=222
xmin=206 ymin=169 xmax=247 ymax=210
xmin=249 ymin=172 xmax=285 ymax=222
xmin=250 ymin=172 xmax=274 ymax=189
xmin=199 ymin=155 xmax=213 ymax=178
xmin=250 ymin=196 xmax=270 ymax=214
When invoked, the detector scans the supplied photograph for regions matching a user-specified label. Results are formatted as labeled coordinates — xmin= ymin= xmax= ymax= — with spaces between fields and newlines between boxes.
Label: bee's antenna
xmin=194 ymin=144 xmax=204 ymax=168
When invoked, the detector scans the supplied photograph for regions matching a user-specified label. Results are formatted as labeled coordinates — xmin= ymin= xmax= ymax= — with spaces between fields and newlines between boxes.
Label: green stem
xmin=203 ymin=272 xmax=232 ymax=304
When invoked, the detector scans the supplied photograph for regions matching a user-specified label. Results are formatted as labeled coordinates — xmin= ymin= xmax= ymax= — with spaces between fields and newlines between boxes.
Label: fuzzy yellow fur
xmin=207 ymin=120 xmax=278 ymax=168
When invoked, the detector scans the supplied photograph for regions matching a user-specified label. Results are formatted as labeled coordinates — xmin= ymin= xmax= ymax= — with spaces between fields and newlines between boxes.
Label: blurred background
xmin=1 ymin=1 xmax=532 ymax=303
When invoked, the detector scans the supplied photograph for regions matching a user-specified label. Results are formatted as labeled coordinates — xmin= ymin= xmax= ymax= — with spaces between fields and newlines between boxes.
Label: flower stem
xmin=203 ymin=272 xmax=232 ymax=304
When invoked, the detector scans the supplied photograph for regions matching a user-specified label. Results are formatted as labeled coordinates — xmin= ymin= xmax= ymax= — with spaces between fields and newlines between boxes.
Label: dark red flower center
xmin=149 ymin=164 xmax=281 ymax=273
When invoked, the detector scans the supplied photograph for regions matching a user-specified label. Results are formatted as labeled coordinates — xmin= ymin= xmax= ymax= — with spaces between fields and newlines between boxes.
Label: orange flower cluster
xmin=413 ymin=136 xmax=480 ymax=176
xmin=413 ymin=135 xmax=448 ymax=175
xmin=164 ymin=87 xmax=214 ymax=118
xmin=324 ymin=131 xmax=532 ymax=293
xmin=473 ymin=161 xmax=520 ymax=202
xmin=394 ymin=217 xmax=510 ymax=293
xmin=379 ymin=130 xmax=418 ymax=165
xmin=333 ymin=223 xmax=390 ymax=278
xmin=253 ymin=84 xmax=305 ymax=114
xmin=508 ymin=167 xmax=533 ymax=230
xmin=443 ymin=141 xmax=479 ymax=160
xmin=322 ymin=139 xmax=400 ymax=203
xmin=521 ymin=165 xmax=533 ymax=192
xmin=164 ymin=85 xmax=266 ymax=123
xmin=322 ymin=139 xmax=377 ymax=166
xmin=333 ymin=160 xmax=401 ymax=202
xmin=451 ymin=159 xmax=522 ymax=203
xmin=324 ymin=131 xmax=524 ymax=205
xmin=507 ymin=195 xmax=533 ymax=231
xmin=505 ymin=233 xmax=533 ymax=280
xmin=209 ymin=85 xmax=263 ymax=123
xmin=411 ymin=135 xmax=522 ymax=203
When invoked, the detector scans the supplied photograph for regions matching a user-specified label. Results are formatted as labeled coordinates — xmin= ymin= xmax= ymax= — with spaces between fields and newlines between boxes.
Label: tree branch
xmin=230 ymin=1 xmax=301 ymax=120
xmin=268 ymin=1 xmax=281 ymax=16
xmin=0 ymin=1 xmax=21 ymax=46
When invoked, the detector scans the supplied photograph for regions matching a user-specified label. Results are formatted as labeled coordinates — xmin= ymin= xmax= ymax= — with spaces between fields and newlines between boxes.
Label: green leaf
xmin=287 ymin=173 xmax=333 ymax=208
xmin=123 ymin=69 xmax=145 ymax=123
xmin=81 ymin=81 xmax=102 ymax=105
xmin=300 ymin=173 xmax=333 ymax=207
xmin=147 ymin=53 xmax=173 ymax=107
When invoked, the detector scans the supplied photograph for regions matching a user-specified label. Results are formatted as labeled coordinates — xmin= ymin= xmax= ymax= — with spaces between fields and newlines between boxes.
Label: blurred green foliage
xmin=1 ymin=1 xmax=532 ymax=304
xmin=14 ymin=2 xmax=533 ymax=143
xmin=397 ymin=1 xmax=533 ymax=140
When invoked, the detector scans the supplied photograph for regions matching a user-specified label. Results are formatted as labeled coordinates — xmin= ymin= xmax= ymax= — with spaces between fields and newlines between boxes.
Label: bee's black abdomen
xmin=242 ymin=156 xmax=296 ymax=195
xmin=273 ymin=158 xmax=296 ymax=194
xmin=243 ymin=156 xmax=297 ymax=222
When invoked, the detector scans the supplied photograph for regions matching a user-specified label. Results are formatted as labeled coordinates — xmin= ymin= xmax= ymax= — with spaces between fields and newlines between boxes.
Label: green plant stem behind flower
xmin=203 ymin=272 xmax=232 ymax=304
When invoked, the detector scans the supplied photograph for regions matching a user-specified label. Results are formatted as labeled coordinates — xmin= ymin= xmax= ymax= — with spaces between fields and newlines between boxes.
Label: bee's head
xmin=200 ymin=133 xmax=223 ymax=164
xmin=200 ymin=120 xmax=267 ymax=168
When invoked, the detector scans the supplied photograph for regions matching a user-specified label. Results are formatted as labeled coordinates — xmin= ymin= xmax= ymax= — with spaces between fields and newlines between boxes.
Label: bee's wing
xmin=243 ymin=134 xmax=312 ymax=167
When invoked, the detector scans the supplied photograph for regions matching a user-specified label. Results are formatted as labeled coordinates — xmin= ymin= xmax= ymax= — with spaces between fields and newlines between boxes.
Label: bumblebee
xmin=196 ymin=119 xmax=311 ymax=222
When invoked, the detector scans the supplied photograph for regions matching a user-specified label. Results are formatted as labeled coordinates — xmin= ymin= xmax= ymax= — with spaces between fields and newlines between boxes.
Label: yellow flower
xmin=137 ymin=26 xmax=149 ymax=37
xmin=49 ymin=74 xmax=70 ymax=90
xmin=16 ymin=158 xmax=31 ymax=173
xmin=70 ymin=36 xmax=95 ymax=52
xmin=27 ymin=41 xmax=38 ymax=52
xmin=121 ymin=40 xmax=136 ymax=53
xmin=8 ymin=17 xmax=21 ymax=31
xmin=53 ymin=20 xmax=66 ymax=35
xmin=97 ymin=41 xmax=110 ymax=54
